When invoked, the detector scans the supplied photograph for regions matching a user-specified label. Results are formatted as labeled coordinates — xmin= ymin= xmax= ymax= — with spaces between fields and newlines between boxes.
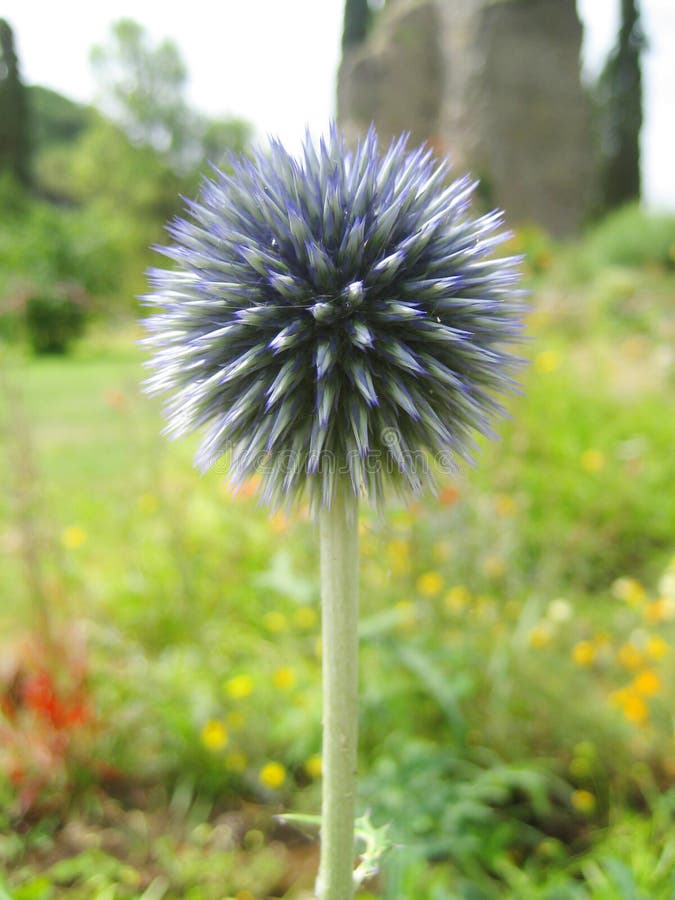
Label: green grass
xmin=1 ymin=228 xmax=675 ymax=897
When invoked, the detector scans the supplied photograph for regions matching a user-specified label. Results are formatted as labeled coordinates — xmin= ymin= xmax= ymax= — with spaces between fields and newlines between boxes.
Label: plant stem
xmin=317 ymin=483 xmax=360 ymax=900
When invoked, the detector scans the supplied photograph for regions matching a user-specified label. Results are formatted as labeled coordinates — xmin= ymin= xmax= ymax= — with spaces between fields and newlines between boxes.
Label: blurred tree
xmin=342 ymin=0 xmax=373 ymax=51
xmin=201 ymin=117 xmax=253 ymax=166
xmin=596 ymin=0 xmax=644 ymax=210
xmin=27 ymin=86 xmax=93 ymax=203
xmin=67 ymin=115 xmax=181 ymax=220
xmin=90 ymin=19 xmax=252 ymax=176
xmin=28 ymin=86 xmax=91 ymax=152
xmin=0 ymin=18 xmax=31 ymax=186
xmin=90 ymin=18 xmax=194 ymax=170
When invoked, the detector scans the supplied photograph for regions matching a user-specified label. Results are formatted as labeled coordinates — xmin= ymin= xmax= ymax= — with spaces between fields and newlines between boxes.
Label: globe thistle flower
xmin=142 ymin=125 xmax=526 ymax=899
xmin=143 ymin=126 xmax=524 ymax=509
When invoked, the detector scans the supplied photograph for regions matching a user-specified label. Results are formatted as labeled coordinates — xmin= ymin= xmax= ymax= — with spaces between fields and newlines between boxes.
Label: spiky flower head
xmin=143 ymin=126 xmax=524 ymax=509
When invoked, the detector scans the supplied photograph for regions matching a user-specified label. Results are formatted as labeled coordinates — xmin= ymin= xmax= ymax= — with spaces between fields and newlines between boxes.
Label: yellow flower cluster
xmin=259 ymin=761 xmax=286 ymax=790
xmin=609 ymin=689 xmax=648 ymax=725
xmin=417 ymin=571 xmax=444 ymax=597
xmin=571 ymin=789 xmax=596 ymax=815
xmin=565 ymin=568 xmax=674 ymax=728
xmin=445 ymin=585 xmax=470 ymax=613
xmin=199 ymin=546 xmax=675 ymax=803
xmin=198 ymin=635 xmax=318 ymax=786
xmin=201 ymin=720 xmax=228 ymax=752
xmin=304 ymin=754 xmax=323 ymax=778
xmin=61 ymin=525 xmax=87 ymax=550
xmin=580 ymin=449 xmax=605 ymax=474
xmin=534 ymin=349 xmax=560 ymax=374
xmin=572 ymin=640 xmax=594 ymax=666
xmin=527 ymin=599 xmax=574 ymax=650
xmin=225 ymin=674 xmax=254 ymax=699
xmin=272 ymin=667 xmax=296 ymax=691
xmin=529 ymin=623 xmax=554 ymax=649
xmin=387 ymin=537 xmax=411 ymax=576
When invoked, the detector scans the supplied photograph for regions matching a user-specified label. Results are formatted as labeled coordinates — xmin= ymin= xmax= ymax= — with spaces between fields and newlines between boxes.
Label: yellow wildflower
xmin=534 ymin=350 xmax=559 ymax=373
xmin=571 ymin=789 xmax=596 ymax=815
xmin=580 ymin=449 xmax=605 ymax=473
xmin=268 ymin=511 xmax=288 ymax=534
xmin=61 ymin=526 xmax=87 ymax=550
xmin=572 ymin=641 xmax=595 ymax=667
xmin=617 ymin=643 xmax=642 ymax=670
xmin=445 ymin=585 xmax=470 ymax=613
xmin=610 ymin=689 xmax=648 ymax=725
xmin=137 ymin=493 xmax=158 ymax=515
xmin=104 ymin=388 xmax=127 ymax=409
xmin=535 ymin=838 xmax=563 ymax=860
xmin=294 ymin=606 xmax=317 ymax=629
xmin=438 ymin=484 xmax=460 ymax=506
xmin=225 ymin=750 xmax=247 ymax=773
xmin=304 ymin=754 xmax=323 ymax=779
xmin=644 ymin=598 xmax=675 ymax=624
xmin=632 ymin=669 xmax=661 ymax=697
xmin=259 ymin=762 xmax=286 ymax=790
xmin=612 ymin=576 xmax=646 ymax=605
xmin=483 ymin=555 xmax=505 ymax=578
xmin=528 ymin=623 xmax=553 ymax=649
xmin=238 ymin=475 xmax=261 ymax=498
xmin=201 ymin=720 xmax=228 ymax=752
xmin=417 ymin=571 xmax=443 ymax=597
xmin=225 ymin=674 xmax=254 ymax=699
xmin=387 ymin=538 xmax=410 ymax=576
xmin=263 ymin=611 xmax=288 ymax=633
xmin=646 ymin=636 xmax=669 ymax=660
xmin=273 ymin=667 xmax=297 ymax=691
xmin=494 ymin=493 xmax=517 ymax=517
xmin=622 ymin=694 xmax=649 ymax=725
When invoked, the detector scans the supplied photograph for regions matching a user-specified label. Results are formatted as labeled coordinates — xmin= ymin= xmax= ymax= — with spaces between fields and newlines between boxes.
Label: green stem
xmin=317 ymin=482 xmax=360 ymax=899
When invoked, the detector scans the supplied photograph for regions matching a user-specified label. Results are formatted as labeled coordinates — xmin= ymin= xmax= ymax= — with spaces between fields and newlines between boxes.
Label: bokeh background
xmin=0 ymin=1 xmax=674 ymax=897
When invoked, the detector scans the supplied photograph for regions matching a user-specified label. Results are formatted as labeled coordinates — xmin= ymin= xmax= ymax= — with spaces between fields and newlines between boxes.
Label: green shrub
xmin=0 ymin=291 xmax=24 ymax=344
xmin=579 ymin=204 xmax=675 ymax=274
xmin=361 ymin=737 xmax=555 ymax=883
xmin=25 ymin=289 xmax=87 ymax=354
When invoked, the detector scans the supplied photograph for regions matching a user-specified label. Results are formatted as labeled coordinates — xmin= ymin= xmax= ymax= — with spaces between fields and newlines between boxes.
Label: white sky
xmin=3 ymin=0 xmax=674 ymax=209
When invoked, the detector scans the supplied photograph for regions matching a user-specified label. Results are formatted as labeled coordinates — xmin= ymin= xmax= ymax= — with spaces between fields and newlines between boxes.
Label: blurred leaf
xmin=600 ymin=858 xmax=643 ymax=899
xmin=254 ymin=550 xmax=315 ymax=604
xmin=395 ymin=643 xmax=470 ymax=740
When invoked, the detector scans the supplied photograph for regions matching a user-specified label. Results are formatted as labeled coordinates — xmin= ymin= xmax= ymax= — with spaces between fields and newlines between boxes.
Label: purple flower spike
xmin=143 ymin=125 xmax=525 ymax=509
